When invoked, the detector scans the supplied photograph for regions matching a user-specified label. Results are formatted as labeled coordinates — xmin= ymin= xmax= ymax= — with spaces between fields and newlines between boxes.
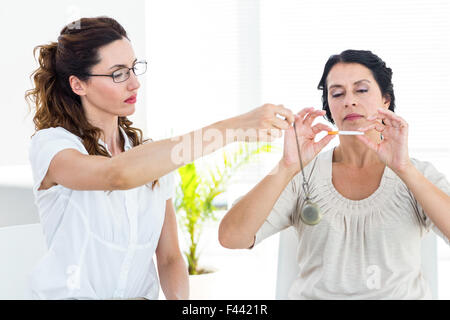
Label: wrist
xmin=278 ymin=159 xmax=299 ymax=179
xmin=209 ymin=117 xmax=234 ymax=144
xmin=394 ymin=160 xmax=416 ymax=180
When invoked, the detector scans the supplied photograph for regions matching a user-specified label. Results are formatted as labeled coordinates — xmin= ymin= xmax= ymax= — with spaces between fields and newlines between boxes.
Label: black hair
xmin=317 ymin=49 xmax=395 ymax=124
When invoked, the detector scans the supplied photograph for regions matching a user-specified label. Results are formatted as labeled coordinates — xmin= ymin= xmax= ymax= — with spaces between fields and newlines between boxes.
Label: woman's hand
xmin=281 ymin=107 xmax=336 ymax=174
xmin=357 ymin=108 xmax=412 ymax=174
xmin=229 ymin=104 xmax=295 ymax=142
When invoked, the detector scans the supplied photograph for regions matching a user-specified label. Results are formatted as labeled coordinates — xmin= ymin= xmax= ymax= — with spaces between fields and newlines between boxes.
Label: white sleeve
xmin=410 ymin=158 xmax=450 ymax=245
xmin=254 ymin=176 xmax=299 ymax=246
xmin=161 ymin=170 xmax=176 ymax=201
xmin=28 ymin=127 xmax=87 ymax=193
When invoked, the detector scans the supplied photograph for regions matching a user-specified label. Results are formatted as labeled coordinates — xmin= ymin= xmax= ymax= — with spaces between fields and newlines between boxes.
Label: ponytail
xmin=26 ymin=42 xmax=59 ymax=128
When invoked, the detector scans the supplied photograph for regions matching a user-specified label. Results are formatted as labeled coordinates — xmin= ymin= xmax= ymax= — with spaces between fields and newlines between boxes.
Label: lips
xmin=124 ymin=94 xmax=137 ymax=104
xmin=344 ymin=113 xmax=363 ymax=121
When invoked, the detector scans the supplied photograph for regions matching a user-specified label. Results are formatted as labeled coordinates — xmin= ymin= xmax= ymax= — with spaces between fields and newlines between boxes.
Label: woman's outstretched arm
xmin=41 ymin=104 xmax=295 ymax=191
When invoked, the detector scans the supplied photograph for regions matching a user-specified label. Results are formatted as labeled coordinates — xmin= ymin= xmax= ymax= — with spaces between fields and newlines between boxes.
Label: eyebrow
xmin=109 ymin=58 xmax=138 ymax=70
xmin=328 ymin=79 xmax=371 ymax=90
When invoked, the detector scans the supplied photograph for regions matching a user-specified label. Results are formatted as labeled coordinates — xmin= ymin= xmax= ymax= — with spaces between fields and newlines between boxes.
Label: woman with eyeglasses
xmin=219 ymin=50 xmax=450 ymax=299
xmin=25 ymin=16 xmax=295 ymax=300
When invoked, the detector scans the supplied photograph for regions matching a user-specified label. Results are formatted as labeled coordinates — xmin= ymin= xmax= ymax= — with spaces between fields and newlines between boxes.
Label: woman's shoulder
xmin=409 ymin=157 xmax=445 ymax=178
xmin=29 ymin=126 xmax=87 ymax=156
xmin=291 ymin=147 xmax=333 ymax=187
xmin=410 ymin=157 xmax=437 ymax=170
xmin=310 ymin=147 xmax=334 ymax=174
xmin=318 ymin=147 xmax=334 ymax=161
xmin=31 ymin=126 xmax=82 ymax=143
xmin=409 ymin=157 xmax=449 ymax=188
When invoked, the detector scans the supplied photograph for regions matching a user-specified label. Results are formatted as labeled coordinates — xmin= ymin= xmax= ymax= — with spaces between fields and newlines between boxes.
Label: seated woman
xmin=219 ymin=49 xmax=450 ymax=299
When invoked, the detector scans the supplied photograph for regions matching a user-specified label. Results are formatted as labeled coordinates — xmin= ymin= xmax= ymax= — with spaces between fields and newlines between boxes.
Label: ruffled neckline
xmin=323 ymin=147 xmax=397 ymax=207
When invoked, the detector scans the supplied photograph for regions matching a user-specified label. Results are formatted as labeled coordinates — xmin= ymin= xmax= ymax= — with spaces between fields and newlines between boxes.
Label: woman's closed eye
xmin=331 ymin=88 xmax=367 ymax=98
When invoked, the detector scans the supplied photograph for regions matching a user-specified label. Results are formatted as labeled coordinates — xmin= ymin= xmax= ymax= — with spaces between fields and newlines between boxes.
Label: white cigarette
xmin=328 ymin=131 xmax=364 ymax=135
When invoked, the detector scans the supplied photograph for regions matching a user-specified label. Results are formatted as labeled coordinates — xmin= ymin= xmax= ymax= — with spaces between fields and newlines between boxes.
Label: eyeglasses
xmin=86 ymin=60 xmax=147 ymax=83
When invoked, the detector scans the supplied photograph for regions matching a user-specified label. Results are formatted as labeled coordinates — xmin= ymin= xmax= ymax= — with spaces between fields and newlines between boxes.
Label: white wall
xmin=145 ymin=0 xmax=262 ymax=140
xmin=0 ymin=0 xmax=147 ymax=166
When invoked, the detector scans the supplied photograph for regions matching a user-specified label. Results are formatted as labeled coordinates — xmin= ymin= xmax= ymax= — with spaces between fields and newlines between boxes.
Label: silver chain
xmin=293 ymin=122 xmax=310 ymax=197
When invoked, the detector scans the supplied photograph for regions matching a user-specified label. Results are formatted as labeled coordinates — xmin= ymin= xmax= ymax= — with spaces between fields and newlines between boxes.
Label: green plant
xmin=174 ymin=142 xmax=273 ymax=275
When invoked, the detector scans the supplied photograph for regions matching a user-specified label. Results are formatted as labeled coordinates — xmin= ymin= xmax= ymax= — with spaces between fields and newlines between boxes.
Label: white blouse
xmin=254 ymin=148 xmax=450 ymax=300
xmin=28 ymin=126 xmax=175 ymax=300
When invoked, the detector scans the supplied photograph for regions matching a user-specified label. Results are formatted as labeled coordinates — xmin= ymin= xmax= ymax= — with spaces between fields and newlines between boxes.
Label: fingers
xmin=267 ymin=105 xmax=327 ymax=132
xmin=312 ymin=122 xmax=337 ymax=151
xmin=258 ymin=128 xmax=283 ymax=142
xmin=268 ymin=128 xmax=283 ymax=139
xmin=314 ymin=132 xmax=336 ymax=151
xmin=378 ymin=108 xmax=408 ymax=128
xmin=274 ymin=105 xmax=295 ymax=126
xmin=272 ymin=116 xmax=291 ymax=130
xmin=358 ymin=122 xmax=385 ymax=133
xmin=311 ymin=123 xmax=334 ymax=135
xmin=303 ymin=109 xmax=326 ymax=127
xmin=367 ymin=108 xmax=407 ymax=129
xmin=295 ymin=107 xmax=315 ymax=123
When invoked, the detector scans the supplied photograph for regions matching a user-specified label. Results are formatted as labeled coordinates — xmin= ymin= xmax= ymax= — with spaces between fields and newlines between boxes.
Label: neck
xmin=334 ymin=130 xmax=383 ymax=168
xmin=83 ymin=103 xmax=122 ymax=153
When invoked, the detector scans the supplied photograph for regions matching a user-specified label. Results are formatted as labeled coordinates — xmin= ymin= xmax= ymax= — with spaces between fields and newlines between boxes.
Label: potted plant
xmin=174 ymin=142 xmax=273 ymax=298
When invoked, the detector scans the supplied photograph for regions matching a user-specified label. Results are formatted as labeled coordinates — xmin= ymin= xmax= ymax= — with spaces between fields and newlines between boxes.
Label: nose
xmin=127 ymin=71 xmax=141 ymax=91
xmin=343 ymin=92 xmax=357 ymax=108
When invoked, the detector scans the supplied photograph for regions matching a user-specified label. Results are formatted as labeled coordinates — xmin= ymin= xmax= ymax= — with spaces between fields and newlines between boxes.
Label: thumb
xmin=315 ymin=133 xmax=336 ymax=152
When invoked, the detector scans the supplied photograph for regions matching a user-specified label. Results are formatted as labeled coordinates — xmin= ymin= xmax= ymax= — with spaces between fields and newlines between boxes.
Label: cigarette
xmin=327 ymin=131 xmax=364 ymax=135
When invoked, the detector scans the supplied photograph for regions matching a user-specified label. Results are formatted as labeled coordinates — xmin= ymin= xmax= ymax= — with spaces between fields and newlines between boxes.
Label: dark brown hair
xmin=317 ymin=49 xmax=395 ymax=125
xmin=25 ymin=16 xmax=158 ymax=188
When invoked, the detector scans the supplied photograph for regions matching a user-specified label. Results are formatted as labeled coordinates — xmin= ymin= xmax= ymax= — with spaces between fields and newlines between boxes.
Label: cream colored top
xmin=254 ymin=148 xmax=450 ymax=300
